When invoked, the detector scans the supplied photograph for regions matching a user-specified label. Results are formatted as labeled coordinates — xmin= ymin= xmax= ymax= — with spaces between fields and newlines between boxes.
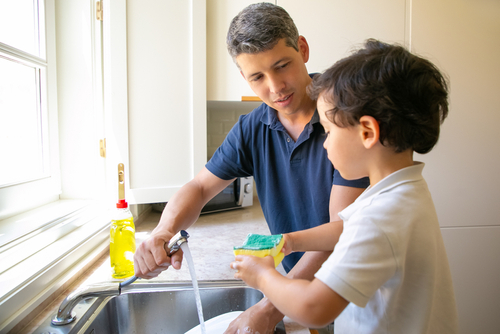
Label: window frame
xmin=0 ymin=1 xmax=112 ymax=331
xmin=0 ymin=0 xmax=61 ymax=222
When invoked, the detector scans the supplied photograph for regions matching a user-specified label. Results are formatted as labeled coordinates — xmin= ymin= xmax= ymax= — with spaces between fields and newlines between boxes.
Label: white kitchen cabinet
xmin=207 ymin=0 xmax=407 ymax=101
xmin=207 ymin=0 xmax=275 ymax=101
xmin=441 ymin=226 xmax=500 ymax=334
xmin=103 ymin=0 xmax=207 ymax=204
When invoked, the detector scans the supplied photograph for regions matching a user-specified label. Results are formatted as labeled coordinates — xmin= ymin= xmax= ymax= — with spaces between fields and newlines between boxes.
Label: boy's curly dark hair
xmin=308 ymin=39 xmax=449 ymax=154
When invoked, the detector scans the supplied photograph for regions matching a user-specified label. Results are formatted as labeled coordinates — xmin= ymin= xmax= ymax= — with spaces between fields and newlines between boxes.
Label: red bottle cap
xmin=116 ymin=199 xmax=128 ymax=208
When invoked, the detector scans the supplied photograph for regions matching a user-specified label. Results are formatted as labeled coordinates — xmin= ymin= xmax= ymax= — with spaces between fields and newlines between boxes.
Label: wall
xmin=410 ymin=1 xmax=500 ymax=333
xmin=206 ymin=101 xmax=261 ymax=160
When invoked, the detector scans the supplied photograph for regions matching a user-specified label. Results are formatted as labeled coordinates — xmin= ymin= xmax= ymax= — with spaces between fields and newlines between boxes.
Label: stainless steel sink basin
xmin=34 ymin=280 xmax=277 ymax=334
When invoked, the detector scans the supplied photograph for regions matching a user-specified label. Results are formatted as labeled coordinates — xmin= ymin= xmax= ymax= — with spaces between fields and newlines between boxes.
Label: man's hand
xmin=223 ymin=298 xmax=284 ymax=334
xmin=134 ymin=229 xmax=183 ymax=278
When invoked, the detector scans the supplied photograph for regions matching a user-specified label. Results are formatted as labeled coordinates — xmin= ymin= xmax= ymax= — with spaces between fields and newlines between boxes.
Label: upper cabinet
xmin=103 ymin=0 xmax=207 ymax=204
xmin=207 ymin=0 xmax=407 ymax=101
xmin=207 ymin=0 xmax=274 ymax=101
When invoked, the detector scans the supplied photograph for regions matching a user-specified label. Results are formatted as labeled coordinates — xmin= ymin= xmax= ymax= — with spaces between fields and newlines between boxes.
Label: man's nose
xmin=268 ymin=75 xmax=285 ymax=94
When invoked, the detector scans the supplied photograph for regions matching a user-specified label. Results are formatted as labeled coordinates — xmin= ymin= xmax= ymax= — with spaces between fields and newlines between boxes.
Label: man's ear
xmin=240 ymin=71 xmax=246 ymax=80
xmin=297 ymin=36 xmax=310 ymax=63
xmin=358 ymin=115 xmax=380 ymax=149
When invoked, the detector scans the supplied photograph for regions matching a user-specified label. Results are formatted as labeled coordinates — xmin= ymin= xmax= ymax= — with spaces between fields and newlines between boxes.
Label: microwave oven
xmin=201 ymin=176 xmax=254 ymax=214
xmin=151 ymin=177 xmax=254 ymax=214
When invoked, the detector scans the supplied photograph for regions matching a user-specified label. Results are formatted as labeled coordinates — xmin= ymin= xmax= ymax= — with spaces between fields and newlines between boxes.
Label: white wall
xmin=410 ymin=1 xmax=500 ymax=332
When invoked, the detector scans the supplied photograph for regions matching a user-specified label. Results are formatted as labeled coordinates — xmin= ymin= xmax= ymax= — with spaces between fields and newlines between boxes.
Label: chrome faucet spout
xmin=51 ymin=230 xmax=190 ymax=326
xmin=52 ymin=282 xmax=120 ymax=325
xmin=166 ymin=230 xmax=190 ymax=254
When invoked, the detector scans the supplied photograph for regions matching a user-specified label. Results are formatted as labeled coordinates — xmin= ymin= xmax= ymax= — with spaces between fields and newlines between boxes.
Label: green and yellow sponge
xmin=233 ymin=234 xmax=285 ymax=267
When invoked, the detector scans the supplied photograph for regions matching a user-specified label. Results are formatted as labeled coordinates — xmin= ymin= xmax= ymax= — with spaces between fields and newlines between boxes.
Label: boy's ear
xmin=358 ymin=115 xmax=380 ymax=149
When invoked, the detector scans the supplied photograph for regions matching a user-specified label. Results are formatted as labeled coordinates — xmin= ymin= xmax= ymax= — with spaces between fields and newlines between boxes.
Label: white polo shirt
xmin=315 ymin=162 xmax=458 ymax=334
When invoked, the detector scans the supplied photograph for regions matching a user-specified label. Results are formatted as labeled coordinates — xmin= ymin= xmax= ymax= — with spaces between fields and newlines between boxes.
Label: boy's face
xmin=236 ymin=37 xmax=312 ymax=116
xmin=317 ymin=92 xmax=366 ymax=180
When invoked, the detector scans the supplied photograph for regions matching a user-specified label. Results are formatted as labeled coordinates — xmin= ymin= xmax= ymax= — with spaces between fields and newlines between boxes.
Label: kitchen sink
xmin=33 ymin=280 xmax=278 ymax=334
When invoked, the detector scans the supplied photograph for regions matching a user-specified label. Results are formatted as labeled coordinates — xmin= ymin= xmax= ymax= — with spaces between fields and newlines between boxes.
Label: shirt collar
xmin=260 ymin=104 xmax=320 ymax=129
xmin=339 ymin=162 xmax=426 ymax=220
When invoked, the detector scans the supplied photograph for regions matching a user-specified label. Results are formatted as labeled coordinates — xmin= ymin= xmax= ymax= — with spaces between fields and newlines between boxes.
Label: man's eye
xmin=278 ymin=62 xmax=289 ymax=69
xmin=252 ymin=75 xmax=262 ymax=82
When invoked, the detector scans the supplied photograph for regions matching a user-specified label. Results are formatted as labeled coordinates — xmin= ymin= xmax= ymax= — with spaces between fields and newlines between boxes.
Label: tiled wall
xmin=206 ymin=101 xmax=261 ymax=160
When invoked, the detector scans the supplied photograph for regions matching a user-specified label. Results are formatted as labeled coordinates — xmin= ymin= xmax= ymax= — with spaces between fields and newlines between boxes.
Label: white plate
xmin=184 ymin=311 xmax=243 ymax=334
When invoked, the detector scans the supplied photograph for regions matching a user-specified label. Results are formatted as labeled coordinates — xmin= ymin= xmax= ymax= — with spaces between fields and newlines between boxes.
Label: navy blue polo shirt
xmin=206 ymin=103 xmax=369 ymax=272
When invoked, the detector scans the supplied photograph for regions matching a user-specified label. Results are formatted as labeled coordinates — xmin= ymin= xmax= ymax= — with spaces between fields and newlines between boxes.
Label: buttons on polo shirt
xmin=286 ymin=137 xmax=291 ymax=143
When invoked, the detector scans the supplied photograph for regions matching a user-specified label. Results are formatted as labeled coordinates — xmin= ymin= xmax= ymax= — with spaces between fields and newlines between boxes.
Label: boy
xmin=231 ymin=39 xmax=459 ymax=333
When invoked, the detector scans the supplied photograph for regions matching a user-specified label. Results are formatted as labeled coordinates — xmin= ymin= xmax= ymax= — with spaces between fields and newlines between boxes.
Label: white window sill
xmin=0 ymin=200 xmax=111 ymax=333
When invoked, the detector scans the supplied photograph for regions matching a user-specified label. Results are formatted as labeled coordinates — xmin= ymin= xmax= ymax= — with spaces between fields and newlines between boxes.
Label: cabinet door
xmin=207 ymin=0 xmax=275 ymax=101
xmin=278 ymin=0 xmax=407 ymax=73
xmin=104 ymin=0 xmax=206 ymax=204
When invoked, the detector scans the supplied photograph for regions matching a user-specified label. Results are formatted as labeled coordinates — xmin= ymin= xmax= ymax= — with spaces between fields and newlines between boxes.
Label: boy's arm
xmin=283 ymin=185 xmax=365 ymax=253
xmin=284 ymin=221 xmax=343 ymax=253
xmin=225 ymin=185 xmax=362 ymax=334
xmin=233 ymin=256 xmax=349 ymax=328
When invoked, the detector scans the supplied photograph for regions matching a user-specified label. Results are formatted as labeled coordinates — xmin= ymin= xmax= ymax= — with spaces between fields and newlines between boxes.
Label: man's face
xmin=236 ymin=37 xmax=312 ymax=116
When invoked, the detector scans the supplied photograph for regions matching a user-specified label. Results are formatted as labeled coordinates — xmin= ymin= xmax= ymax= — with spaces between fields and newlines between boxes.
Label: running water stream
xmin=180 ymin=242 xmax=206 ymax=334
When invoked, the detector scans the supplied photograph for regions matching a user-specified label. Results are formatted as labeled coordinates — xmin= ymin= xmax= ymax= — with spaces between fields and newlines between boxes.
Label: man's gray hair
xmin=226 ymin=2 xmax=299 ymax=66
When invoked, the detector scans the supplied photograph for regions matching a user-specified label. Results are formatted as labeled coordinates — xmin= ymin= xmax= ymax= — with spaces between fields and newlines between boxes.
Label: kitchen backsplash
xmin=206 ymin=101 xmax=261 ymax=160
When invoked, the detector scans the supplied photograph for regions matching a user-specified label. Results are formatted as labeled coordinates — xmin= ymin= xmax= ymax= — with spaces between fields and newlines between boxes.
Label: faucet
xmin=51 ymin=230 xmax=190 ymax=326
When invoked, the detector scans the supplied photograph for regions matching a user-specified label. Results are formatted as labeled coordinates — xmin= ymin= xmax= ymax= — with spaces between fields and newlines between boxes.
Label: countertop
xmin=21 ymin=201 xmax=310 ymax=334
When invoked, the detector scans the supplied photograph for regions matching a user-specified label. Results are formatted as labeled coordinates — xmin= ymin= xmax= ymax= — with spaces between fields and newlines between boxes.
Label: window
xmin=0 ymin=0 xmax=60 ymax=222
xmin=0 ymin=1 xmax=111 ymax=331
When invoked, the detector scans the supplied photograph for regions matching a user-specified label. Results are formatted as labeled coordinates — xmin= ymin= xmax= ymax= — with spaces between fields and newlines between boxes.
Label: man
xmin=134 ymin=3 xmax=368 ymax=333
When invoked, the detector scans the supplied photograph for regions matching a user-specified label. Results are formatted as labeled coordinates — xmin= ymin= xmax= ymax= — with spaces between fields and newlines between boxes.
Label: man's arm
xmin=134 ymin=167 xmax=233 ymax=278
xmin=329 ymin=184 xmax=365 ymax=221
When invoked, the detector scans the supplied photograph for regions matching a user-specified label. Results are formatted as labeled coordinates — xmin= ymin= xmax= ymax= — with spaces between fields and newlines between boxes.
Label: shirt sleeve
xmin=315 ymin=212 xmax=397 ymax=307
xmin=205 ymin=115 xmax=253 ymax=180
xmin=332 ymin=169 xmax=370 ymax=188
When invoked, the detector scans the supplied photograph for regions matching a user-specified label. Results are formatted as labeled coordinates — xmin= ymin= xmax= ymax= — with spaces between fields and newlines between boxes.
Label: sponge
xmin=233 ymin=234 xmax=285 ymax=267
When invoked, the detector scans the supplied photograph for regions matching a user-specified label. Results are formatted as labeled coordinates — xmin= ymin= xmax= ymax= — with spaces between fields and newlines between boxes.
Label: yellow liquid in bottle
xmin=110 ymin=216 xmax=136 ymax=279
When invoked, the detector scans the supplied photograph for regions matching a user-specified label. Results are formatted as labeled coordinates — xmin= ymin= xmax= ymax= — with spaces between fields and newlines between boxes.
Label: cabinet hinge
xmin=99 ymin=138 xmax=106 ymax=158
xmin=96 ymin=1 xmax=103 ymax=21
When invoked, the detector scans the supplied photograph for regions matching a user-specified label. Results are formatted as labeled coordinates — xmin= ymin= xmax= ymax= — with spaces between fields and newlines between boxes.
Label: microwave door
xmin=201 ymin=179 xmax=239 ymax=213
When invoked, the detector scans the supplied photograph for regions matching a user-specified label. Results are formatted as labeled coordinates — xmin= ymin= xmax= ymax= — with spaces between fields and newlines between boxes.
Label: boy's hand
xmin=231 ymin=255 xmax=275 ymax=290
xmin=281 ymin=233 xmax=294 ymax=256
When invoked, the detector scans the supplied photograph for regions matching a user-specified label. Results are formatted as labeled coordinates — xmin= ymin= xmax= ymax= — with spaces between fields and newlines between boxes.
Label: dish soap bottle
xmin=110 ymin=163 xmax=136 ymax=279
